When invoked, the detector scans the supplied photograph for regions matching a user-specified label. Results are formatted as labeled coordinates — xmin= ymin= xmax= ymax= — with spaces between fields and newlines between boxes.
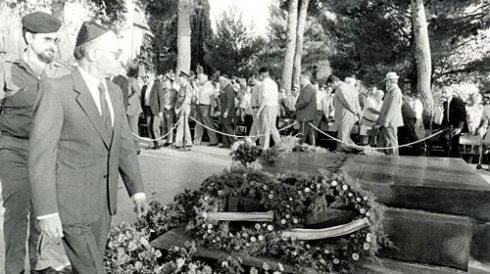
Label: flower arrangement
xmin=105 ymin=141 xmax=390 ymax=273
xmin=230 ymin=138 xmax=264 ymax=166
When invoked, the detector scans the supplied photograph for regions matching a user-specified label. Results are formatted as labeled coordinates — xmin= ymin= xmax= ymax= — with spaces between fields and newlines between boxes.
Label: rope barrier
xmin=189 ymin=116 xmax=297 ymax=139
xmin=308 ymin=122 xmax=445 ymax=151
xmin=131 ymin=117 xmax=183 ymax=142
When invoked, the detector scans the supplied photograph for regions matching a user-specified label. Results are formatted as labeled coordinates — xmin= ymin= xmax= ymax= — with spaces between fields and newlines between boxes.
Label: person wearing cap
xmin=295 ymin=70 xmax=318 ymax=146
xmin=376 ymin=72 xmax=404 ymax=155
xmin=28 ymin=21 xmax=148 ymax=273
xmin=161 ymin=73 xmax=177 ymax=146
xmin=174 ymin=71 xmax=193 ymax=148
xmin=329 ymin=74 xmax=362 ymax=150
xmin=0 ymin=11 xmax=71 ymax=274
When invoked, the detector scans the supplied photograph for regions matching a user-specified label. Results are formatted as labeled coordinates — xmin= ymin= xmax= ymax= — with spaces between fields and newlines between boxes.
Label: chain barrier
xmin=189 ymin=116 xmax=297 ymax=139
xmin=308 ymin=122 xmax=445 ymax=151
xmin=131 ymin=117 xmax=183 ymax=142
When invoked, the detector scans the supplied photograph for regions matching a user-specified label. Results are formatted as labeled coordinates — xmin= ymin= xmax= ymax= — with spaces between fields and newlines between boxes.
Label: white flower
xmin=267 ymin=225 xmax=274 ymax=231
xmin=356 ymin=197 xmax=362 ymax=202
xmin=333 ymin=258 xmax=340 ymax=264
xmin=207 ymin=224 xmax=213 ymax=229
xmin=366 ymin=233 xmax=373 ymax=242
xmin=207 ymin=229 xmax=212 ymax=234
xmin=255 ymin=224 xmax=261 ymax=230
xmin=342 ymin=185 xmax=348 ymax=191
xmin=250 ymin=236 xmax=257 ymax=242
xmin=231 ymin=142 xmax=240 ymax=151
xmin=281 ymin=219 xmax=287 ymax=224
xmin=258 ymin=235 xmax=265 ymax=241
xmin=289 ymin=197 xmax=293 ymax=201
xmin=177 ymin=258 xmax=185 ymax=269
xmin=348 ymin=192 xmax=354 ymax=197
xmin=331 ymin=181 xmax=338 ymax=187
xmin=363 ymin=196 xmax=369 ymax=201
xmin=304 ymin=187 xmax=311 ymax=193
xmin=134 ymin=261 xmax=142 ymax=270
xmin=293 ymin=218 xmax=298 ymax=224
xmin=324 ymin=249 xmax=330 ymax=254
xmin=363 ymin=243 xmax=370 ymax=250
xmin=243 ymin=233 xmax=249 ymax=238
xmin=352 ymin=253 xmax=360 ymax=261
xmin=359 ymin=208 xmax=366 ymax=214
xmin=285 ymin=214 xmax=291 ymax=219
xmin=221 ymin=261 xmax=229 ymax=267
xmin=268 ymin=194 xmax=274 ymax=199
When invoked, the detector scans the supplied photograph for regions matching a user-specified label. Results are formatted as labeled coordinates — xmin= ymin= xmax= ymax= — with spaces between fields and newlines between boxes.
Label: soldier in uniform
xmin=0 ymin=12 xmax=71 ymax=274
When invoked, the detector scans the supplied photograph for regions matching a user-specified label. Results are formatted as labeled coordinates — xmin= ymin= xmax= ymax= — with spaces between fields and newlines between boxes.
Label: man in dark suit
xmin=295 ymin=70 xmax=317 ymax=145
xmin=220 ymin=75 xmax=236 ymax=148
xmin=440 ymin=86 xmax=466 ymax=157
xmin=112 ymin=65 xmax=129 ymax=111
xmin=148 ymin=75 xmax=164 ymax=149
xmin=28 ymin=21 xmax=148 ymax=274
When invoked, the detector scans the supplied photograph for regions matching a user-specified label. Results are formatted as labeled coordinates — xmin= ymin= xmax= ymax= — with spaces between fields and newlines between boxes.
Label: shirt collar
xmin=78 ymin=67 xmax=107 ymax=90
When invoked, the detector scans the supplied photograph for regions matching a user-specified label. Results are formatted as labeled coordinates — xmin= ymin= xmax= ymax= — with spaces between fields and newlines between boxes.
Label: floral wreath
xmin=182 ymin=161 xmax=389 ymax=273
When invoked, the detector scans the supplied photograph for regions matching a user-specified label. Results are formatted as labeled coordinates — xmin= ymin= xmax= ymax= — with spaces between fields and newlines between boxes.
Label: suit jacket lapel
xmin=72 ymin=69 xmax=111 ymax=149
xmin=106 ymin=79 xmax=121 ymax=149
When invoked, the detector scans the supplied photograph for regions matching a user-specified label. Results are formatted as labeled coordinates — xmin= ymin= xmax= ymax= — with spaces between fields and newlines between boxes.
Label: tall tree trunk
xmin=292 ymin=0 xmax=310 ymax=88
xmin=51 ymin=0 xmax=72 ymax=63
xmin=281 ymin=0 xmax=298 ymax=95
xmin=411 ymin=0 xmax=433 ymax=117
xmin=176 ymin=0 xmax=192 ymax=75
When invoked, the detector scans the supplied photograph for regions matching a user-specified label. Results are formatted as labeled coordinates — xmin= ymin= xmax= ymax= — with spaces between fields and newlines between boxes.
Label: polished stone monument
xmin=263 ymin=153 xmax=490 ymax=273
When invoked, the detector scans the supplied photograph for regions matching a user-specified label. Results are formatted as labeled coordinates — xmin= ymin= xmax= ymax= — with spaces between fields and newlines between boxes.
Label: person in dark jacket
xmin=220 ymin=75 xmax=236 ymax=148
xmin=295 ymin=70 xmax=317 ymax=146
xmin=440 ymin=86 xmax=467 ymax=157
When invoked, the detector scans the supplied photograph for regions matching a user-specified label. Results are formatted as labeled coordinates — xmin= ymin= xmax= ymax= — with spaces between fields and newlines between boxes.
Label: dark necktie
xmin=98 ymin=82 xmax=113 ymax=140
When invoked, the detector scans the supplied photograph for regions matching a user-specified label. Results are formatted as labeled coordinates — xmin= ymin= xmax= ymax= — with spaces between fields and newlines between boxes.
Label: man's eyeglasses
xmin=93 ymin=48 xmax=123 ymax=59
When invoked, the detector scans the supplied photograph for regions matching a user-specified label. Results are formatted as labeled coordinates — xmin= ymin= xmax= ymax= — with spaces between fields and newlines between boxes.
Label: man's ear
xmin=86 ymin=49 xmax=97 ymax=62
xmin=25 ymin=32 xmax=35 ymax=45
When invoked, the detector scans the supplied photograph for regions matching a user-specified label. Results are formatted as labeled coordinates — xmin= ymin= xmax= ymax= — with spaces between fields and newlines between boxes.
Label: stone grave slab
xmin=380 ymin=208 xmax=473 ymax=271
xmin=343 ymin=155 xmax=490 ymax=221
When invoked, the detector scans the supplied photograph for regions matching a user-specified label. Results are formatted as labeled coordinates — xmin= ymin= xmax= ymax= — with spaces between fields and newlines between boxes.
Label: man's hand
xmin=453 ymin=128 xmax=462 ymax=136
xmin=38 ymin=215 xmax=63 ymax=239
xmin=159 ymin=112 xmax=163 ymax=118
xmin=132 ymin=194 xmax=148 ymax=218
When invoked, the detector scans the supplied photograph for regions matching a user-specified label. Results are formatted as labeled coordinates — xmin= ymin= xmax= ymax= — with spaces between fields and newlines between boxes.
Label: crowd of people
xmin=125 ymin=64 xmax=489 ymax=158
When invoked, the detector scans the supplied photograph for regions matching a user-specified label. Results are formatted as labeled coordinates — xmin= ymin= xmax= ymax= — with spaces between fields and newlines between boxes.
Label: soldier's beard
xmin=38 ymin=49 xmax=55 ymax=63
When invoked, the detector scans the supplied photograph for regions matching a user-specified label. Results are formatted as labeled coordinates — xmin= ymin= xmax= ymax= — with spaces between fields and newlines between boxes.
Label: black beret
xmin=22 ymin=12 xmax=61 ymax=33
xmin=75 ymin=21 xmax=110 ymax=47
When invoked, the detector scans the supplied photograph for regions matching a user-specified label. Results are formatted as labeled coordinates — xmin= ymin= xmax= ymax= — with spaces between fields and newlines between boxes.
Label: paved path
xmin=0 ymin=145 xmax=232 ymax=271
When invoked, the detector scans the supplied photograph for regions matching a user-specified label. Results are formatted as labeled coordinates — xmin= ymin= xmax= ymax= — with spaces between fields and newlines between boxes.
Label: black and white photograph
xmin=0 ymin=0 xmax=489 ymax=273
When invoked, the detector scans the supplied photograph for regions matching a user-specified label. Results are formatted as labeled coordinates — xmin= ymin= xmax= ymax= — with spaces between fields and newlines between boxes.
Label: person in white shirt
xmin=256 ymin=67 xmax=281 ymax=149
xmin=314 ymin=83 xmax=332 ymax=134
xmin=409 ymin=93 xmax=425 ymax=138
xmin=193 ymin=73 xmax=219 ymax=146
xmin=249 ymin=78 xmax=262 ymax=137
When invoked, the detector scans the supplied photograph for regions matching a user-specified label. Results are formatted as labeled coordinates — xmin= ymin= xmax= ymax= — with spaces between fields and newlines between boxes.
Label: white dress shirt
xmin=259 ymin=77 xmax=279 ymax=106
xmin=78 ymin=67 xmax=115 ymax=126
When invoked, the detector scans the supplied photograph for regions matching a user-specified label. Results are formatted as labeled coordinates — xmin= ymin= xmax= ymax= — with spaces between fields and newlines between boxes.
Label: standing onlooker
xmin=240 ymin=79 xmax=254 ymax=135
xmin=376 ymin=72 xmax=404 ymax=156
xmin=194 ymin=73 xmax=219 ymax=146
xmin=0 ymin=12 xmax=70 ymax=274
xmin=249 ymin=78 xmax=262 ymax=137
xmin=220 ymin=75 xmax=236 ymax=148
xmin=113 ymin=65 xmax=129 ymax=111
xmin=295 ymin=71 xmax=317 ymax=146
xmin=440 ymin=86 xmax=467 ymax=157
xmin=409 ymin=93 xmax=425 ymax=138
xmin=126 ymin=63 xmax=142 ymax=134
xmin=141 ymin=73 xmax=154 ymax=129
xmin=314 ymin=83 xmax=331 ymax=133
xmin=126 ymin=63 xmax=142 ymax=153
xmin=161 ymin=74 xmax=177 ymax=146
xmin=175 ymin=72 xmax=193 ymax=148
xmin=398 ymin=92 xmax=422 ymax=155
xmin=466 ymin=92 xmax=486 ymax=136
xmin=330 ymin=75 xmax=362 ymax=149
xmin=257 ymin=67 xmax=281 ymax=149
xmin=359 ymin=88 xmax=383 ymax=145
xmin=148 ymin=75 xmax=164 ymax=149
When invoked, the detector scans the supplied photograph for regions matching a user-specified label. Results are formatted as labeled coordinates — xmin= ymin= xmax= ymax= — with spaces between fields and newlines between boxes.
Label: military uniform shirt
xmin=0 ymin=57 xmax=71 ymax=138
